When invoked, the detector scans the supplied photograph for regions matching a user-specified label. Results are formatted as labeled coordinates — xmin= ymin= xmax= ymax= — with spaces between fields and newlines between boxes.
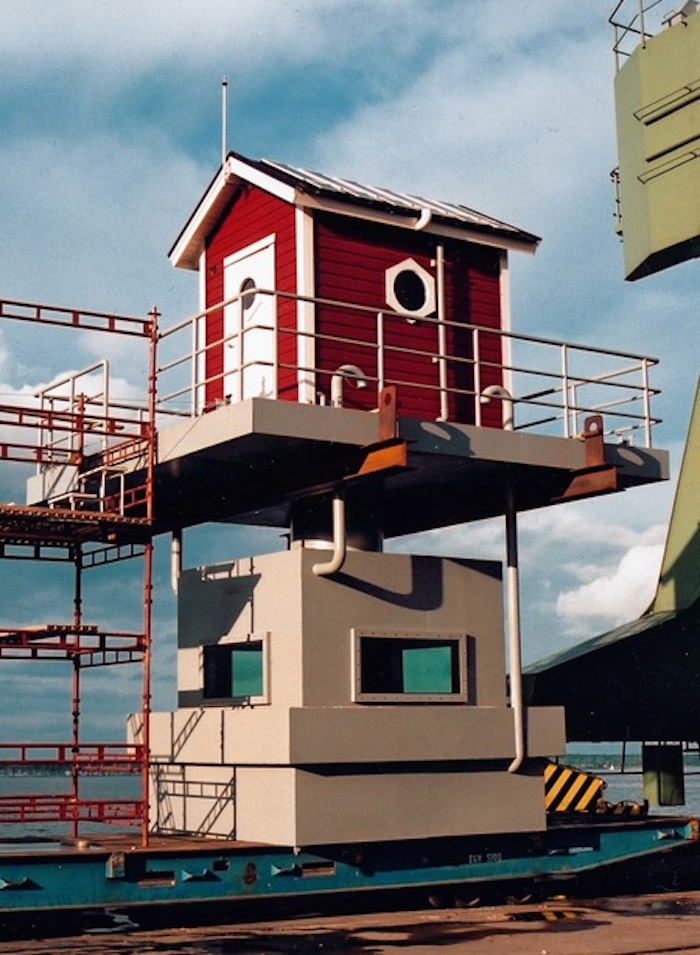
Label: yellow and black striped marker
xmin=544 ymin=761 xmax=606 ymax=813
xmin=604 ymin=799 xmax=647 ymax=816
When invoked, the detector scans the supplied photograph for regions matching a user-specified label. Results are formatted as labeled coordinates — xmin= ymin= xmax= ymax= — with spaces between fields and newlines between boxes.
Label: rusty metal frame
xmin=0 ymin=299 xmax=157 ymax=846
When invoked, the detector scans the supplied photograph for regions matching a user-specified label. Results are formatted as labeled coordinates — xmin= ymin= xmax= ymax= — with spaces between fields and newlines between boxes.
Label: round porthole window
xmin=385 ymin=258 xmax=436 ymax=319
xmin=239 ymin=277 xmax=256 ymax=312
xmin=394 ymin=269 xmax=428 ymax=313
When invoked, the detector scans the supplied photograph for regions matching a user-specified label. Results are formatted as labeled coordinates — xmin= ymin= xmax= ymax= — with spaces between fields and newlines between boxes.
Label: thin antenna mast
xmin=221 ymin=75 xmax=228 ymax=165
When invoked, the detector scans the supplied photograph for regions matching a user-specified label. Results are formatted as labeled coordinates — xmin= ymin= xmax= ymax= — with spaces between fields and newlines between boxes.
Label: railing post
xmin=561 ymin=344 xmax=570 ymax=439
xmin=272 ymin=291 xmax=279 ymax=400
xmin=70 ymin=370 xmax=77 ymax=460
xmin=642 ymin=357 xmax=652 ymax=448
xmin=376 ymin=312 xmax=385 ymax=391
xmin=473 ymin=328 xmax=482 ymax=427
xmin=435 ymin=244 xmax=449 ymax=421
xmin=191 ymin=309 xmax=199 ymax=417
xmin=102 ymin=360 xmax=110 ymax=453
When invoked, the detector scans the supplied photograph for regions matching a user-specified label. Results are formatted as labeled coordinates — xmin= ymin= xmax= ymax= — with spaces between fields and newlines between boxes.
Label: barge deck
xmin=0 ymin=817 xmax=697 ymax=915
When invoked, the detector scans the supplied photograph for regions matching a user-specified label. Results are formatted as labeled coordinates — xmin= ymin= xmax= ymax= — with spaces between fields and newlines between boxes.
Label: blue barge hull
xmin=0 ymin=818 xmax=697 ymax=915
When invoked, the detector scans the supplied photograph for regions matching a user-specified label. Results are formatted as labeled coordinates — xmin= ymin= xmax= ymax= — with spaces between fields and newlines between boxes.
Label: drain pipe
xmin=504 ymin=485 xmax=524 ymax=773
xmin=171 ymin=529 xmax=183 ymax=595
xmin=480 ymin=384 xmax=514 ymax=430
xmin=330 ymin=365 xmax=367 ymax=408
xmin=312 ymin=492 xmax=347 ymax=577
xmin=480 ymin=385 xmax=523 ymax=773
xmin=414 ymin=207 xmax=433 ymax=231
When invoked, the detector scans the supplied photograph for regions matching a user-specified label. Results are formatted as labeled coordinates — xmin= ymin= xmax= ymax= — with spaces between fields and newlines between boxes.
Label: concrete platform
xmin=150 ymin=399 xmax=668 ymax=536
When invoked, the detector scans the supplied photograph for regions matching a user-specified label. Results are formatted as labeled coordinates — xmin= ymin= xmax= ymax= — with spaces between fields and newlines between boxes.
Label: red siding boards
xmin=314 ymin=215 xmax=504 ymax=425
xmin=444 ymin=246 xmax=503 ymax=427
xmin=314 ymin=215 xmax=439 ymax=418
xmin=204 ymin=185 xmax=296 ymax=405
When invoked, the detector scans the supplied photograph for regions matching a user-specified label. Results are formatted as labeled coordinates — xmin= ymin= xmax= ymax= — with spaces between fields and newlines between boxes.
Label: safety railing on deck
xmin=610 ymin=0 xmax=692 ymax=67
xmin=0 ymin=742 xmax=144 ymax=772
xmin=0 ymin=794 xmax=144 ymax=826
xmin=29 ymin=360 xmax=153 ymax=514
xmin=157 ymin=287 xmax=661 ymax=448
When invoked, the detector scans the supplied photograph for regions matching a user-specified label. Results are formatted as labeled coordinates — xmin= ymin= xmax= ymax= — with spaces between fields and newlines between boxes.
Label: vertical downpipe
xmin=312 ymin=493 xmax=347 ymax=577
xmin=501 ymin=395 xmax=524 ymax=773
xmin=481 ymin=385 xmax=524 ymax=773
xmin=505 ymin=485 xmax=524 ymax=773
xmin=171 ymin=529 xmax=183 ymax=595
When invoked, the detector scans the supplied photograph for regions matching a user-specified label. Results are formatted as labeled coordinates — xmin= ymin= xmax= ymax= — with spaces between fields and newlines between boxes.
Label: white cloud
xmin=556 ymin=541 xmax=664 ymax=631
xmin=0 ymin=1 xmax=463 ymax=81
xmin=522 ymin=497 xmax=671 ymax=550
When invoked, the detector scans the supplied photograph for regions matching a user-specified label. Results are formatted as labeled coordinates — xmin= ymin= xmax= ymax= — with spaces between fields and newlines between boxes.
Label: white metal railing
xmin=156 ymin=288 xmax=661 ymax=448
xmin=610 ymin=0 xmax=694 ymax=68
xmin=31 ymin=361 xmax=152 ymax=512
xmin=35 ymin=361 xmax=111 ymax=464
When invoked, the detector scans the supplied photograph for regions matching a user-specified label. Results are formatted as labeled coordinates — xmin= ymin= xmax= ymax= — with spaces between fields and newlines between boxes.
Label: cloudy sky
xmin=0 ymin=1 xmax=696 ymax=740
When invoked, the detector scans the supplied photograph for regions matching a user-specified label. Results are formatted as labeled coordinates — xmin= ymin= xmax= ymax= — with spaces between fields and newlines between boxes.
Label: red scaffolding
xmin=0 ymin=299 xmax=157 ymax=846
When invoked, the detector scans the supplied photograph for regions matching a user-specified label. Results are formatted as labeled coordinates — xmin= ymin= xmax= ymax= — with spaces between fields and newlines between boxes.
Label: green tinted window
xmin=231 ymin=645 xmax=264 ymax=698
xmin=203 ymin=641 xmax=264 ymax=701
xmin=402 ymin=645 xmax=454 ymax=694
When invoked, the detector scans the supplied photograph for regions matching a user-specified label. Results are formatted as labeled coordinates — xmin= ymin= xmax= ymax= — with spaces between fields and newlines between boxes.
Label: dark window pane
xmin=393 ymin=269 xmax=427 ymax=312
xmin=359 ymin=636 xmax=460 ymax=697
xmin=240 ymin=277 xmax=256 ymax=311
xmin=203 ymin=642 xmax=264 ymax=700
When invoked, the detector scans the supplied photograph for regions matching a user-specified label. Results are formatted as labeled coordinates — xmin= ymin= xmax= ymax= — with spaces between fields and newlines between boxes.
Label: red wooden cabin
xmin=169 ymin=152 xmax=539 ymax=426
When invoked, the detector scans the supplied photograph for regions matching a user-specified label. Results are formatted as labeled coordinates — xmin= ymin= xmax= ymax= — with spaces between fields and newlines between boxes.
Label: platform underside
xmin=149 ymin=399 xmax=668 ymax=536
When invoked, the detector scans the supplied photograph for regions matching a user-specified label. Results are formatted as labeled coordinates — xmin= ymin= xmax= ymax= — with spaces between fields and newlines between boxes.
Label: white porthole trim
xmin=385 ymin=257 xmax=436 ymax=319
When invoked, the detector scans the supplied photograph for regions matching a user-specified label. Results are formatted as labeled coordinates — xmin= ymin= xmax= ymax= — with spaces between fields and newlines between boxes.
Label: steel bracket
xmin=292 ymin=386 xmax=408 ymax=504
xmin=556 ymin=415 xmax=619 ymax=502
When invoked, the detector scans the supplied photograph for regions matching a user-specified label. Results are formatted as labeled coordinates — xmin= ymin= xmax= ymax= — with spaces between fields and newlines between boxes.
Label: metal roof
xmin=523 ymin=609 xmax=679 ymax=676
xmin=256 ymin=155 xmax=539 ymax=245
xmin=170 ymin=151 xmax=540 ymax=270
xmin=523 ymin=600 xmax=700 ymax=742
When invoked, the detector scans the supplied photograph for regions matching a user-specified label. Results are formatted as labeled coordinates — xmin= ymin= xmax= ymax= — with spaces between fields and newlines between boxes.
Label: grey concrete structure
xmin=148 ymin=547 xmax=565 ymax=845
